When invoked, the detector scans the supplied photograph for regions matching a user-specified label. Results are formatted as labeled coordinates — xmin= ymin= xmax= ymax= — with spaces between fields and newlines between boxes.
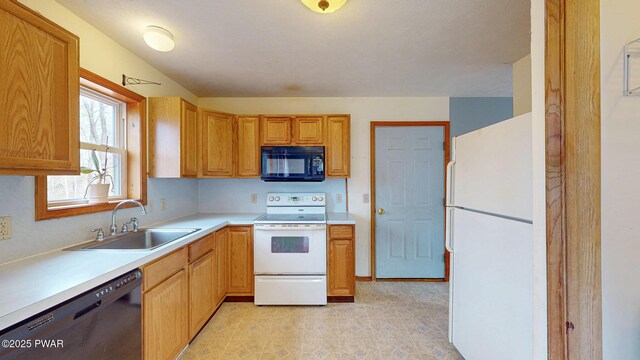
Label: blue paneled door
xmin=375 ymin=126 xmax=445 ymax=278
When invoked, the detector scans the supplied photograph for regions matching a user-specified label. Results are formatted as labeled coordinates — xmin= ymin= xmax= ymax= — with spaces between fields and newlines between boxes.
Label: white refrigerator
xmin=446 ymin=113 xmax=534 ymax=360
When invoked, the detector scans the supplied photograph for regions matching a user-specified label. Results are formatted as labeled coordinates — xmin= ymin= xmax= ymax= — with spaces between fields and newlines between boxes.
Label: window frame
xmin=35 ymin=68 xmax=147 ymax=221
xmin=47 ymin=87 xmax=128 ymax=206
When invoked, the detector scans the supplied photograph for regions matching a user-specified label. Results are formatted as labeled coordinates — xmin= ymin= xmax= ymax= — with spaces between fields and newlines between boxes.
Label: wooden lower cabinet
xmin=143 ymin=269 xmax=189 ymax=360
xmin=214 ymin=228 xmax=229 ymax=304
xmin=188 ymin=251 xmax=215 ymax=339
xmin=327 ymin=225 xmax=356 ymax=297
xmin=227 ymin=226 xmax=254 ymax=295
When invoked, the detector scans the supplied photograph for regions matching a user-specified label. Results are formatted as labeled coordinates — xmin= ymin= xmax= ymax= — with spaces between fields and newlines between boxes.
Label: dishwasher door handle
xmin=73 ymin=300 xmax=102 ymax=320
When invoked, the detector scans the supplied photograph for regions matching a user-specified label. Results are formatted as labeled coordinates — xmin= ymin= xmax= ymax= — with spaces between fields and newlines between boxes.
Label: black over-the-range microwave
xmin=261 ymin=146 xmax=325 ymax=182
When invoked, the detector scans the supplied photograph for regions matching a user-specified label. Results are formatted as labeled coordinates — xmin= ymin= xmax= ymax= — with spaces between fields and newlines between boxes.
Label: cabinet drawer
xmin=329 ymin=225 xmax=354 ymax=240
xmin=188 ymin=233 xmax=215 ymax=262
xmin=143 ymin=248 xmax=188 ymax=291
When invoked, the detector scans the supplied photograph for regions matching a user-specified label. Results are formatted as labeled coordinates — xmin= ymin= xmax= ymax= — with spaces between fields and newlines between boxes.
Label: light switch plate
xmin=251 ymin=194 xmax=258 ymax=203
xmin=0 ymin=217 xmax=12 ymax=240
xmin=363 ymin=194 xmax=370 ymax=203
xmin=160 ymin=198 xmax=166 ymax=211
xmin=336 ymin=194 xmax=343 ymax=204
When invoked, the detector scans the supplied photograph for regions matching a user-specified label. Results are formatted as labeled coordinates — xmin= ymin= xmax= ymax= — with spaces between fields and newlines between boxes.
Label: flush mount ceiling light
xmin=300 ymin=0 xmax=347 ymax=13
xmin=143 ymin=26 xmax=175 ymax=52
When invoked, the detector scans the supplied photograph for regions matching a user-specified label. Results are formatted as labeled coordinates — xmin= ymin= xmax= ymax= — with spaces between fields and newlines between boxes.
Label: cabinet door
xmin=293 ymin=116 xmax=324 ymax=145
xmin=328 ymin=225 xmax=355 ymax=296
xmin=228 ymin=226 xmax=254 ymax=295
xmin=262 ymin=116 xmax=292 ymax=145
xmin=201 ymin=110 xmax=235 ymax=177
xmin=236 ymin=116 xmax=261 ymax=177
xmin=0 ymin=1 xmax=79 ymax=175
xmin=328 ymin=239 xmax=355 ymax=296
xmin=214 ymin=228 xmax=229 ymax=304
xmin=180 ymin=100 xmax=198 ymax=177
xmin=143 ymin=269 xmax=189 ymax=360
xmin=189 ymin=251 xmax=215 ymax=339
xmin=325 ymin=116 xmax=351 ymax=177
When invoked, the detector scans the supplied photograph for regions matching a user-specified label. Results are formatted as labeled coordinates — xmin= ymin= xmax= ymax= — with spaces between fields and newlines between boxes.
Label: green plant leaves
xmin=91 ymin=149 xmax=101 ymax=172
xmin=80 ymin=166 xmax=96 ymax=174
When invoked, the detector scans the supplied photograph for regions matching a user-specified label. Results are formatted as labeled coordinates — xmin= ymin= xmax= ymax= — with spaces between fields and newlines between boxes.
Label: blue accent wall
xmin=450 ymin=97 xmax=514 ymax=137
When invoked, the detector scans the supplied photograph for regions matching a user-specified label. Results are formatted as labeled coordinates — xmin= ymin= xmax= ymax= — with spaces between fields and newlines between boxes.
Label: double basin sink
xmin=66 ymin=228 xmax=200 ymax=251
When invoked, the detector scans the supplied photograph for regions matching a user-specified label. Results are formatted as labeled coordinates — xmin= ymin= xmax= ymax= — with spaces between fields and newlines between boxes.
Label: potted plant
xmin=81 ymin=147 xmax=113 ymax=204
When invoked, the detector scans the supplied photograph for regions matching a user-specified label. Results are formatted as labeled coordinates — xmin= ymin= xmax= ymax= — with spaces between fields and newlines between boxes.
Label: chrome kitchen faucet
xmin=110 ymin=200 xmax=147 ymax=236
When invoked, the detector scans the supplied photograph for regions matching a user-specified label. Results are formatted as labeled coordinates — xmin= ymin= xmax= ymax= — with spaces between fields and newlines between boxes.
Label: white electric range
xmin=253 ymin=192 xmax=327 ymax=305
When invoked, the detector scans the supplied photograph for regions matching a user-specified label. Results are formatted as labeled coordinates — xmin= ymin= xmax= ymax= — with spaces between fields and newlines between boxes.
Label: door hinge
xmin=443 ymin=197 xmax=446 ymax=206
xmin=566 ymin=321 xmax=575 ymax=333
xmin=443 ymin=141 xmax=446 ymax=151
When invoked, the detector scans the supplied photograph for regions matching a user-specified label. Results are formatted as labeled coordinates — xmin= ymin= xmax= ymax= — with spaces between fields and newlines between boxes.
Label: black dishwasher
xmin=0 ymin=269 xmax=142 ymax=360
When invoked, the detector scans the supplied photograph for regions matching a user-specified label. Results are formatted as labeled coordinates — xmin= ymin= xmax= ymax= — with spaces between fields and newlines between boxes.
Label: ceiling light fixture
xmin=300 ymin=0 xmax=347 ymax=13
xmin=143 ymin=26 xmax=175 ymax=52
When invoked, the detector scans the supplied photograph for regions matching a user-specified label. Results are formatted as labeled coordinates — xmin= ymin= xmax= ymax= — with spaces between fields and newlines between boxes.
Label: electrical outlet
xmin=336 ymin=194 xmax=343 ymax=204
xmin=0 ymin=216 xmax=12 ymax=240
xmin=251 ymin=194 xmax=258 ymax=203
xmin=363 ymin=194 xmax=370 ymax=203
xmin=160 ymin=198 xmax=166 ymax=211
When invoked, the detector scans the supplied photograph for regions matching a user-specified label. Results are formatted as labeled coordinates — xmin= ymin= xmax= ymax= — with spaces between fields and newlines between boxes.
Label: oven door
xmin=254 ymin=224 xmax=327 ymax=274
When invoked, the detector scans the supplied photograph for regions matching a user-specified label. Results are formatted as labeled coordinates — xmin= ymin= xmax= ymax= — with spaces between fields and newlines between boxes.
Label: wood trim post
xmin=545 ymin=0 xmax=602 ymax=358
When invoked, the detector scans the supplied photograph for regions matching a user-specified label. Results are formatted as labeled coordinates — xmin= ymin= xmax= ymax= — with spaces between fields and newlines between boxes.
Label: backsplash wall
xmin=199 ymin=178 xmax=348 ymax=213
xmin=0 ymin=177 xmax=199 ymax=264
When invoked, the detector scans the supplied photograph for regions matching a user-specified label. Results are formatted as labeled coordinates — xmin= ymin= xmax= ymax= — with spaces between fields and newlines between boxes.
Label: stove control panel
xmin=266 ymin=192 xmax=326 ymax=206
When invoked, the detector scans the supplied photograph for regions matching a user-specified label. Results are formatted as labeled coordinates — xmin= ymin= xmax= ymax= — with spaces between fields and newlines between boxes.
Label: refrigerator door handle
xmin=445 ymin=207 xmax=454 ymax=253
xmin=446 ymin=160 xmax=455 ymax=206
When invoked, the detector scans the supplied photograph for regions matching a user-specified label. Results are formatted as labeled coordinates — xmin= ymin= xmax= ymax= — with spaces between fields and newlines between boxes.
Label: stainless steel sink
xmin=66 ymin=228 xmax=200 ymax=251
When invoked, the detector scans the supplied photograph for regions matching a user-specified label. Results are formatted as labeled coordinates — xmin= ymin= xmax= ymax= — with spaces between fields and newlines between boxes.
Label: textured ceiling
xmin=56 ymin=0 xmax=531 ymax=97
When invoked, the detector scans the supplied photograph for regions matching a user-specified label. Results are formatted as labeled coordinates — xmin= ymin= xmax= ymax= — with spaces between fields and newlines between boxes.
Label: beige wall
xmin=601 ymin=0 xmax=640 ymax=358
xmin=199 ymin=97 xmax=450 ymax=276
xmin=513 ymin=54 xmax=532 ymax=116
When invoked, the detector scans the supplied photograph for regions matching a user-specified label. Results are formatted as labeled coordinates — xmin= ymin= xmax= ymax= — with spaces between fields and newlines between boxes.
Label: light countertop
xmin=0 ymin=212 xmax=356 ymax=330
xmin=327 ymin=212 xmax=356 ymax=224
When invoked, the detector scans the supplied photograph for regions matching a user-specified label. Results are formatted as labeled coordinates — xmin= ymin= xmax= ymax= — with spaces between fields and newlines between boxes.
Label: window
xmin=35 ymin=68 xmax=147 ymax=220
xmin=47 ymin=88 xmax=127 ymax=205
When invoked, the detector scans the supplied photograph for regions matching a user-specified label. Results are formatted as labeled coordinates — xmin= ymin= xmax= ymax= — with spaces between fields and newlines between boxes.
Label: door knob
xmin=377 ymin=208 xmax=385 ymax=215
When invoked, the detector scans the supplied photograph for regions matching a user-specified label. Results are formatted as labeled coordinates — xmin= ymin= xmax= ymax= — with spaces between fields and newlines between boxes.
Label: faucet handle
xmin=91 ymin=228 xmax=105 ymax=241
xmin=130 ymin=217 xmax=140 ymax=231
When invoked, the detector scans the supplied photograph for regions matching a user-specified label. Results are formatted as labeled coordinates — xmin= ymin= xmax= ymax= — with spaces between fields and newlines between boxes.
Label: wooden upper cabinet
xmin=293 ymin=116 xmax=324 ymax=145
xmin=148 ymin=97 xmax=198 ymax=178
xmin=181 ymin=101 xmax=198 ymax=177
xmin=262 ymin=116 xmax=292 ymax=145
xmin=325 ymin=115 xmax=351 ymax=177
xmin=0 ymin=1 xmax=79 ymax=175
xmin=236 ymin=116 xmax=261 ymax=177
xmin=201 ymin=110 xmax=235 ymax=177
